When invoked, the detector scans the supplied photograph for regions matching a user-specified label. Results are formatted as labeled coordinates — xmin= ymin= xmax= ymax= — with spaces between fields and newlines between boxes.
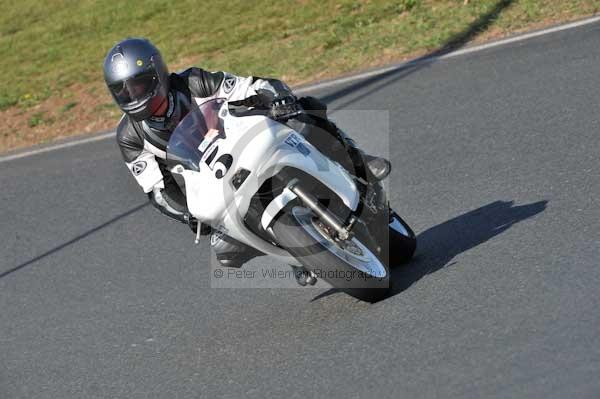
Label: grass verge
xmin=1 ymin=0 xmax=599 ymax=152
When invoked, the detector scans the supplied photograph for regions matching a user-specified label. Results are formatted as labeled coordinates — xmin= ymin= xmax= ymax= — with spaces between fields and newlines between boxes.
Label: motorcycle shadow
xmin=311 ymin=200 xmax=547 ymax=302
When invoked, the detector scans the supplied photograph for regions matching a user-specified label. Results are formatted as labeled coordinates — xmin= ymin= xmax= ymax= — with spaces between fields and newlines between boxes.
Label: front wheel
xmin=272 ymin=206 xmax=390 ymax=302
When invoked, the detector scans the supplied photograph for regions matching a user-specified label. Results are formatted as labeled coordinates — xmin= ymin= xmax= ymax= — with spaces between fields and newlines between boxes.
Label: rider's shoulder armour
xmin=176 ymin=67 xmax=225 ymax=98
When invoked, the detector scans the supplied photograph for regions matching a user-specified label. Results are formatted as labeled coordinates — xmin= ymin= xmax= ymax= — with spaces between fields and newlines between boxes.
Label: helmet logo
xmin=111 ymin=53 xmax=129 ymax=76
xmin=136 ymin=59 xmax=144 ymax=67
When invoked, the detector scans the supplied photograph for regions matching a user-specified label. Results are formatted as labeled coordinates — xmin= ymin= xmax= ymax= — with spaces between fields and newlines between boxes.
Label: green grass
xmin=28 ymin=111 xmax=52 ymax=127
xmin=60 ymin=101 xmax=78 ymax=113
xmin=1 ymin=0 xmax=599 ymax=112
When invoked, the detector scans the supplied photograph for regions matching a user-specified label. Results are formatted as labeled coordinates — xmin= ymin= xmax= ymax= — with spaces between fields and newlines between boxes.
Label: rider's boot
xmin=210 ymin=230 xmax=263 ymax=268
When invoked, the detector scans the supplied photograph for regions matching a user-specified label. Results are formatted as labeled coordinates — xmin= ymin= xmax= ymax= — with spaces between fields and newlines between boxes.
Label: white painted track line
xmin=0 ymin=131 xmax=115 ymax=162
xmin=2 ymin=15 xmax=599 ymax=163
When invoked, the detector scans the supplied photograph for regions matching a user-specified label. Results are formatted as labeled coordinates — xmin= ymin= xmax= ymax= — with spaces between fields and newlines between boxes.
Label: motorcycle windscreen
xmin=166 ymin=98 xmax=226 ymax=171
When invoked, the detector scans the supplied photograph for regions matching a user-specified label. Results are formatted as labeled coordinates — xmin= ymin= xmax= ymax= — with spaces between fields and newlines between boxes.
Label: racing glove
xmin=269 ymin=95 xmax=302 ymax=121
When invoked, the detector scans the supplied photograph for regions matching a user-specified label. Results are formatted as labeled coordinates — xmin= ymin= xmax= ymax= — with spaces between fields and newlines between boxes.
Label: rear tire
xmin=388 ymin=210 xmax=417 ymax=266
xmin=272 ymin=206 xmax=390 ymax=302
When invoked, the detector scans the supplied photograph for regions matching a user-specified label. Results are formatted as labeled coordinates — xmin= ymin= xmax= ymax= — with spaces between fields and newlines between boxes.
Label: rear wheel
xmin=388 ymin=210 xmax=417 ymax=266
xmin=272 ymin=206 xmax=390 ymax=302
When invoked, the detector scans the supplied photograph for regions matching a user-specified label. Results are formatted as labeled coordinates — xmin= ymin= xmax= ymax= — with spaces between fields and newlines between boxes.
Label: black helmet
xmin=103 ymin=38 xmax=170 ymax=121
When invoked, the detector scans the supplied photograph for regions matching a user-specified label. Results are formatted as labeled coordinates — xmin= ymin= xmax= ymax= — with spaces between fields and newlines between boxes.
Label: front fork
xmin=260 ymin=164 xmax=387 ymax=245
xmin=286 ymin=179 xmax=357 ymax=241
xmin=287 ymin=176 xmax=386 ymax=243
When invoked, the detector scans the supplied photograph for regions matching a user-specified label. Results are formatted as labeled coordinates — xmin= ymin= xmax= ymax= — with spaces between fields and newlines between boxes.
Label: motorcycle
xmin=166 ymin=98 xmax=416 ymax=302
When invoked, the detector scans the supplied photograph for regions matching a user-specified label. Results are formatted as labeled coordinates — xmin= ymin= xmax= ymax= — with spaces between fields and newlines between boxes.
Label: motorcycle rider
xmin=103 ymin=37 xmax=391 ymax=268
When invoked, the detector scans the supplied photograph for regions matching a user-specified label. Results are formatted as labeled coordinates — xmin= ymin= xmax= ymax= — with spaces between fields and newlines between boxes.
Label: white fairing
xmin=172 ymin=104 xmax=359 ymax=261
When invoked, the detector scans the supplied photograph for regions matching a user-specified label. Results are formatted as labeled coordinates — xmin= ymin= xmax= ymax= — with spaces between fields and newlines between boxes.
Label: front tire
xmin=272 ymin=206 xmax=390 ymax=302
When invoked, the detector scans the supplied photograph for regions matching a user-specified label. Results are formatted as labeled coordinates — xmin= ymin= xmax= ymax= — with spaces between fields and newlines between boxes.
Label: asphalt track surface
xmin=2 ymin=22 xmax=600 ymax=399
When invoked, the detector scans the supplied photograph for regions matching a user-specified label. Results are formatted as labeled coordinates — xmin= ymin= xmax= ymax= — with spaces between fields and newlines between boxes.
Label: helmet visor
xmin=108 ymin=71 xmax=159 ymax=105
